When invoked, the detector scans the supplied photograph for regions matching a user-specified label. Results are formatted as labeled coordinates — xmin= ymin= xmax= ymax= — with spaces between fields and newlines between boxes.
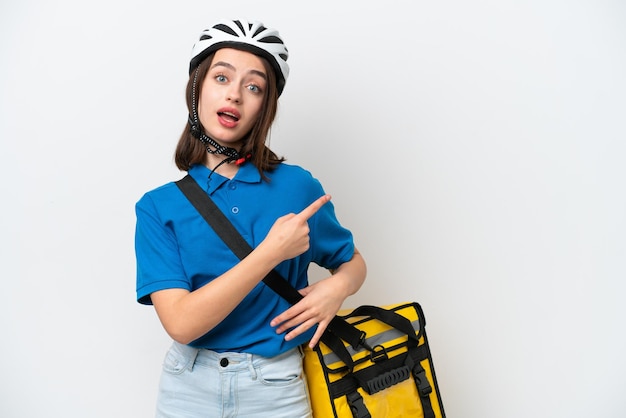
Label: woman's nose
xmin=226 ymin=86 xmax=241 ymax=103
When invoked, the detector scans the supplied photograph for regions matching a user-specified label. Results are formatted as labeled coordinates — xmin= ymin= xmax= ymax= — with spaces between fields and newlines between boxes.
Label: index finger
xmin=298 ymin=194 xmax=331 ymax=220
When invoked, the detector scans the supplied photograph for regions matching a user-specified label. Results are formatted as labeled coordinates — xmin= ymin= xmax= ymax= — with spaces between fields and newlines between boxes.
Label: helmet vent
xmin=214 ymin=24 xmax=239 ymax=37
xmin=252 ymin=26 xmax=266 ymax=37
xmin=258 ymin=35 xmax=282 ymax=44
xmin=233 ymin=20 xmax=246 ymax=33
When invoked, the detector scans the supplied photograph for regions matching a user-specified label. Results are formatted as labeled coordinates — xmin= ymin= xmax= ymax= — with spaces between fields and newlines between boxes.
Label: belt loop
xmin=248 ymin=354 xmax=257 ymax=380
xmin=187 ymin=347 xmax=200 ymax=372
xmin=172 ymin=341 xmax=200 ymax=372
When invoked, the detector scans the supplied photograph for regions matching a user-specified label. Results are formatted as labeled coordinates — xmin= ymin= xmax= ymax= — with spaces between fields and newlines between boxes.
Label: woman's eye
xmin=247 ymin=84 xmax=261 ymax=94
xmin=216 ymin=74 xmax=227 ymax=83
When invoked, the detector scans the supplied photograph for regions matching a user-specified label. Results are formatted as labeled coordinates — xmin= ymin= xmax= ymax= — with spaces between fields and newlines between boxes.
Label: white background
xmin=1 ymin=0 xmax=625 ymax=417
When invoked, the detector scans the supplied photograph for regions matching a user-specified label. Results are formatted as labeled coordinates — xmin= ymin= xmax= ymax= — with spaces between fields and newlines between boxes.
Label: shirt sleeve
xmin=135 ymin=193 xmax=191 ymax=305
xmin=308 ymin=180 xmax=355 ymax=269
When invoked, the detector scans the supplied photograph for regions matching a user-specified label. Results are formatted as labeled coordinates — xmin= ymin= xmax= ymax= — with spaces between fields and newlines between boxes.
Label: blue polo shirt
xmin=135 ymin=163 xmax=355 ymax=357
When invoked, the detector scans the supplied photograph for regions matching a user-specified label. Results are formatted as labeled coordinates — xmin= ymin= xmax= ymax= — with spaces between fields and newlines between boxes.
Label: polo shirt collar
xmin=188 ymin=163 xmax=262 ymax=194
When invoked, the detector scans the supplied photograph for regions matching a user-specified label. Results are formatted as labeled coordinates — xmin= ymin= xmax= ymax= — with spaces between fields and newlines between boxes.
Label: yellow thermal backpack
xmin=303 ymin=302 xmax=445 ymax=418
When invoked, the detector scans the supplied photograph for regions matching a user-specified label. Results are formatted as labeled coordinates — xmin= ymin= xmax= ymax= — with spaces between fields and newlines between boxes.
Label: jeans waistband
xmin=169 ymin=340 xmax=300 ymax=373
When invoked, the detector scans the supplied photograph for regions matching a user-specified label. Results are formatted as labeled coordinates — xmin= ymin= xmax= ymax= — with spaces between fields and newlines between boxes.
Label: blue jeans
xmin=156 ymin=341 xmax=312 ymax=418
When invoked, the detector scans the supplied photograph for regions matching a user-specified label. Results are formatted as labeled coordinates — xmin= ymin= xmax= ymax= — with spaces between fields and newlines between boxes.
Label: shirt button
xmin=220 ymin=358 xmax=229 ymax=367
xmin=231 ymin=207 xmax=239 ymax=214
xmin=228 ymin=182 xmax=237 ymax=190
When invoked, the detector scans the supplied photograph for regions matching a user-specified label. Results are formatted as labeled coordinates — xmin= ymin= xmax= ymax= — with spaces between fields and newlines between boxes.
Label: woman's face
xmin=198 ymin=48 xmax=267 ymax=146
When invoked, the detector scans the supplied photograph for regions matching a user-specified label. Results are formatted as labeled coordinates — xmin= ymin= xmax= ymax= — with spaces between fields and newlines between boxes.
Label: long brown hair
xmin=174 ymin=51 xmax=285 ymax=179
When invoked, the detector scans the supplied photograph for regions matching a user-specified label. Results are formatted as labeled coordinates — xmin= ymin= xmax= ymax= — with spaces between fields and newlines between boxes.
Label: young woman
xmin=135 ymin=19 xmax=366 ymax=417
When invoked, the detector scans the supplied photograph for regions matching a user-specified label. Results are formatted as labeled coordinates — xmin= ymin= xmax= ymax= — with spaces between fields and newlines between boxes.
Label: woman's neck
xmin=205 ymin=154 xmax=239 ymax=179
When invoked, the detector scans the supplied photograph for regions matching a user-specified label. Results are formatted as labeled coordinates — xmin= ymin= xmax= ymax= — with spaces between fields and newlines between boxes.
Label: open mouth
xmin=218 ymin=111 xmax=240 ymax=122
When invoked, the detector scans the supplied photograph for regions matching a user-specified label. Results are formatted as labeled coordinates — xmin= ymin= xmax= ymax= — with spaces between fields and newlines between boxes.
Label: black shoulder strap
xmin=176 ymin=175 xmax=304 ymax=305
xmin=175 ymin=174 xmax=364 ymax=355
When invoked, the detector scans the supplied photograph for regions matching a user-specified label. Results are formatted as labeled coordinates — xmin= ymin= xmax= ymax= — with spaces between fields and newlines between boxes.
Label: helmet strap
xmin=188 ymin=67 xmax=251 ymax=176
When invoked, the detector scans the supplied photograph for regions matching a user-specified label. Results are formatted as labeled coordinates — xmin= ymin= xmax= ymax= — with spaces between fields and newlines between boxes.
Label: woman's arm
xmin=151 ymin=195 xmax=331 ymax=344
xmin=270 ymin=247 xmax=367 ymax=348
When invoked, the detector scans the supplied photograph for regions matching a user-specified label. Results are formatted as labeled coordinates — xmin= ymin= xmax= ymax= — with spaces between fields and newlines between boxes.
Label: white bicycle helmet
xmin=189 ymin=19 xmax=289 ymax=95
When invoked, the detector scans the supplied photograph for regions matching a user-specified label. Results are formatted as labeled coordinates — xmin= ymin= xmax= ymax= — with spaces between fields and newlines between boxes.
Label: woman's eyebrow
xmin=211 ymin=61 xmax=267 ymax=80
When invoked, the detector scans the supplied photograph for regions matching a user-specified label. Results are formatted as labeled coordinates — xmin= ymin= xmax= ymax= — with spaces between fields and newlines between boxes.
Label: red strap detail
xmin=235 ymin=154 xmax=252 ymax=165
